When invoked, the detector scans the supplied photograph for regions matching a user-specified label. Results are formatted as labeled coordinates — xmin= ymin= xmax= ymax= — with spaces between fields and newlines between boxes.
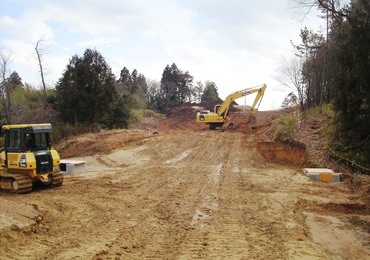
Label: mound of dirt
xmin=166 ymin=106 xmax=198 ymax=121
xmin=56 ymin=105 xmax=302 ymax=159
xmin=56 ymin=129 xmax=155 ymax=158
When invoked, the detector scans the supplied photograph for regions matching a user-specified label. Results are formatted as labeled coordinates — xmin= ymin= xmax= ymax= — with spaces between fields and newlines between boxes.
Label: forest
xmin=281 ymin=0 xmax=369 ymax=173
xmin=0 ymin=52 xmax=220 ymax=136
xmin=0 ymin=0 xmax=369 ymax=173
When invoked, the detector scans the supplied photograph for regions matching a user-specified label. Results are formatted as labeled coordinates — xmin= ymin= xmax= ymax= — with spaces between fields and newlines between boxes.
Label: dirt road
xmin=1 ymin=131 xmax=369 ymax=259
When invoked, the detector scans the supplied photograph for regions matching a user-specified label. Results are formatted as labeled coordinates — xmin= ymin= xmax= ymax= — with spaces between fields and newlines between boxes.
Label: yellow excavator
xmin=196 ymin=84 xmax=267 ymax=129
xmin=0 ymin=124 xmax=63 ymax=194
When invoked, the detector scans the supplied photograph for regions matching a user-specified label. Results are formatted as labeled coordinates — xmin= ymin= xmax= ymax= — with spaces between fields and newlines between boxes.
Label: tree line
xmin=0 ymin=48 xmax=220 ymax=134
xmin=279 ymin=0 xmax=369 ymax=173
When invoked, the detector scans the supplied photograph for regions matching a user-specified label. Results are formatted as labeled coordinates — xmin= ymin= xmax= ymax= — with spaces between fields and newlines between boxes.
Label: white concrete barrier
xmin=59 ymin=160 xmax=86 ymax=174
xmin=303 ymin=168 xmax=342 ymax=183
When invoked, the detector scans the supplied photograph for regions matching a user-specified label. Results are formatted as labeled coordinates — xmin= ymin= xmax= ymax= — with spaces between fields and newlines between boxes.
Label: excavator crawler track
xmin=0 ymin=172 xmax=33 ymax=194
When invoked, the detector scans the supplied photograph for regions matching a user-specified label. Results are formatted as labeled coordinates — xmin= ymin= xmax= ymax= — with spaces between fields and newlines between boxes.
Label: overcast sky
xmin=0 ymin=0 xmax=325 ymax=110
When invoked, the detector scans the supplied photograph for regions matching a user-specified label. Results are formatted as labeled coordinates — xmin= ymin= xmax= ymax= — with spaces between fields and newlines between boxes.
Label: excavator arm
xmin=217 ymin=84 xmax=267 ymax=118
xmin=196 ymin=84 xmax=267 ymax=129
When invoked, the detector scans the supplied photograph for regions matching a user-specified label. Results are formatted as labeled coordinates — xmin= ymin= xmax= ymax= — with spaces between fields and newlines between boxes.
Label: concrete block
xmin=60 ymin=160 xmax=86 ymax=174
xmin=319 ymin=173 xmax=333 ymax=183
xmin=303 ymin=168 xmax=341 ymax=183
xmin=303 ymin=168 xmax=335 ymax=174
xmin=332 ymin=173 xmax=342 ymax=183
xmin=307 ymin=173 xmax=319 ymax=182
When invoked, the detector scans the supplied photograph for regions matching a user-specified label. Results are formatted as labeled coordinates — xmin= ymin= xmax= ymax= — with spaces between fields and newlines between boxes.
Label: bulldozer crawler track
xmin=50 ymin=171 xmax=64 ymax=188
xmin=0 ymin=170 xmax=63 ymax=193
xmin=0 ymin=172 xmax=33 ymax=194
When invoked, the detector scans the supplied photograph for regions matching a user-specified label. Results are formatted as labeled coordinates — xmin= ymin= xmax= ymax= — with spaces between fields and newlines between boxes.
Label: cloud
xmin=0 ymin=39 xmax=69 ymax=85
xmin=0 ymin=11 xmax=54 ymax=42
xmin=38 ymin=0 xmax=197 ymax=42
xmin=1 ymin=39 xmax=37 ymax=69
xmin=44 ymin=54 xmax=71 ymax=85
xmin=75 ymin=37 xmax=121 ymax=49
xmin=165 ymin=41 xmax=233 ymax=84
xmin=0 ymin=39 xmax=40 ymax=85
xmin=1 ymin=0 xmax=325 ymax=110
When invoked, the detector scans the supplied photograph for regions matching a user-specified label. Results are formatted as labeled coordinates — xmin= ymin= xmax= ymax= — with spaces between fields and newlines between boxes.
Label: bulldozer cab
xmin=3 ymin=124 xmax=52 ymax=153
xmin=2 ymin=124 xmax=54 ymax=170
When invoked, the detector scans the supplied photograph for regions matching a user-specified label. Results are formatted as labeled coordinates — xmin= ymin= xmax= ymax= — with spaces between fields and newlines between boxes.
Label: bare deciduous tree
xmin=275 ymin=56 xmax=306 ymax=111
xmin=35 ymin=38 xmax=48 ymax=110
xmin=289 ymin=0 xmax=348 ymax=21
xmin=0 ymin=51 xmax=13 ymax=124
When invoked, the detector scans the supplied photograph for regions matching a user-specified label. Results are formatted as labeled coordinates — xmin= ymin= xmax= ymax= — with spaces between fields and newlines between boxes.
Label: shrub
xmin=274 ymin=114 xmax=297 ymax=143
xmin=142 ymin=109 xmax=163 ymax=118
xmin=129 ymin=109 xmax=142 ymax=125
xmin=308 ymin=103 xmax=335 ymax=121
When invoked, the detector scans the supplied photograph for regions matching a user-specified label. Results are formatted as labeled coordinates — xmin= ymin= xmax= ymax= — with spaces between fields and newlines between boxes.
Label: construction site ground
xmin=1 ymin=107 xmax=369 ymax=259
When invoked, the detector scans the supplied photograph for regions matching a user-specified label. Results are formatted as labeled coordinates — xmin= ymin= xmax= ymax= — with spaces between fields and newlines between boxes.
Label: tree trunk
xmin=74 ymin=111 xmax=78 ymax=128
xmin=6 ymin=87 xmax=11 ymax=124
xmin=1 ymin=99 xmax=10 ymax=124
xmin=1 ymin=53 xmax=12 ymax=124
xmin=35 ymin=39 xmax=47 ymax=110
xmin=320 ymin=8 xmax=329 ymax=113
xmin=90 ymin=108 xmax=96 ymax=133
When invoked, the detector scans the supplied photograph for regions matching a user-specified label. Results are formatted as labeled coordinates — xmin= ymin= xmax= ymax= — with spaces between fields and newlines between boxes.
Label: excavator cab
xmin=214 ymin=105 xmax=221 ymax=113
xmin=0 ymin=124 xmax=63 ymax=193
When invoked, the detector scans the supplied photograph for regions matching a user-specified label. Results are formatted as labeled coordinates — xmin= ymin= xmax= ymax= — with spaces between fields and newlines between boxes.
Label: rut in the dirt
xmin=1 ymin=132 xmax=369 ymax=260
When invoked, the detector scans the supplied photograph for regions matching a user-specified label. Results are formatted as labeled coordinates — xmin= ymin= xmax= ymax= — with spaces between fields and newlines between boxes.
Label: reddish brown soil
xmin=256 ymin=142 xmax=307 ymax=165
xmin=1 ymin=104 xmax=369 ymax=259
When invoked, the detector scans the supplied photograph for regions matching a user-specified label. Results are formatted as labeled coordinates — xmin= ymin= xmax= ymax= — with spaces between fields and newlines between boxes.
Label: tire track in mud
xmin=175 ymin=133 xmax=289 ymax=259
xmin=96 ymin=132 xmax=288 ymax=259
xmin=94 ymin=133 xmax=226 ymax=259
xmin=175 ymin=134 xmax=254 ymax=258
xmin=2 ymin=132 xmax=368 ymax=259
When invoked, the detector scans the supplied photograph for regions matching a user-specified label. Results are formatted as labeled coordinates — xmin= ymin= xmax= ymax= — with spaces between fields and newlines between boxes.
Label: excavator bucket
xmin=247 ymin=114 xmax=257 ymax=124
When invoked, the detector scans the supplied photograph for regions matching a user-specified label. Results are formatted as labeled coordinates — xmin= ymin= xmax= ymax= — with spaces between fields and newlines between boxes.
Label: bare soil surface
xmin=1 ymin=107 xmax=369 ymax=259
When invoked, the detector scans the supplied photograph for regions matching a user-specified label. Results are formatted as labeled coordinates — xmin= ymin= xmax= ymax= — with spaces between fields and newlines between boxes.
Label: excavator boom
xmin=196 ymin=84 xmax=267 ymax=129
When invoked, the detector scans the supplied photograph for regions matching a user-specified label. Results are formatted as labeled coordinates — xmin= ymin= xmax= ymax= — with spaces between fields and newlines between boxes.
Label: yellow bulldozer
xmin=196 ymin=84 xmax=267 ymax=129
xmin=0 ymin=124 xmax=63 ymax=194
